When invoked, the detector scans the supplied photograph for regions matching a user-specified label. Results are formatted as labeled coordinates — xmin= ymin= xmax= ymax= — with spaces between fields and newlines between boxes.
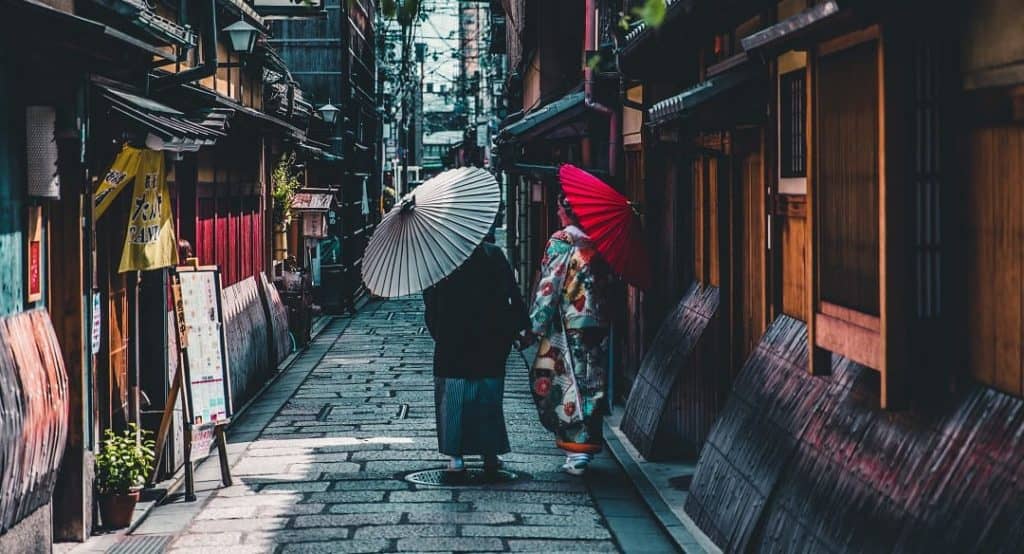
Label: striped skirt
xmin=434 ymin=377 xmax=511 ymax=457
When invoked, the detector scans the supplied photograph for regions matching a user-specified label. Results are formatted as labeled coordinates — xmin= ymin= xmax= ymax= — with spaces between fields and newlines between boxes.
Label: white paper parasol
xmin=361 ymin=167 xmax=500 ymax=298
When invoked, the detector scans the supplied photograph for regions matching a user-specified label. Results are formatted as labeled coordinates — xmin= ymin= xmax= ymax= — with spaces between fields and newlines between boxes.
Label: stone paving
xmin=146 ymin=297 xmax=675 ymax=553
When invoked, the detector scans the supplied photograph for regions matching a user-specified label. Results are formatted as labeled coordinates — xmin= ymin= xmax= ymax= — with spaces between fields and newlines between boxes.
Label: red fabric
xmin=558 ymin=164 xmax=652 ymax=290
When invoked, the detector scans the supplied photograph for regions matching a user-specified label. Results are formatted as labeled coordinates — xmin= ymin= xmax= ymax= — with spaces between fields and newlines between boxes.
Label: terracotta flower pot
xmin=97 ymin=489 xmax=140 ymax=529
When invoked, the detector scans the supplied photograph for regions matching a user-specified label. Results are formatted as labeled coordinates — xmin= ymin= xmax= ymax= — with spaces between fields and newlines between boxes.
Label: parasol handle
xmin=399 ymin=193 xmax=416 ymax=213
xmin=627 ymin=201 xmax=643 ymax=217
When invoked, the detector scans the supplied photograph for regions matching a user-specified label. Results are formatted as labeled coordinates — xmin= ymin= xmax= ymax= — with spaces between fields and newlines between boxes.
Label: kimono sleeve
xmin=529 ymin=234 xmax=572 ymax=336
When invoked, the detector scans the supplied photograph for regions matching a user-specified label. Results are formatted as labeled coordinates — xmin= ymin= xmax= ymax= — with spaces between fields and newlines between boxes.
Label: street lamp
xmin=223 ymin=20 xmax=259 ymax=54
xmin=318 ymin=101 xmax=340 ymax=125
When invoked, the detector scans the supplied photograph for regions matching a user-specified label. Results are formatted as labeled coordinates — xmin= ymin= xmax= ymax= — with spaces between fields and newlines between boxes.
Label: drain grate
xmin=106 ymin=535 xmax=174 ymax=554
xmin=405 ymin=468 xmax=520 ymax=487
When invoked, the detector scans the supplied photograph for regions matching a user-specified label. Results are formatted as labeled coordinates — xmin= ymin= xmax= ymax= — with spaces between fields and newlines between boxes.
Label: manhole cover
xmin=404 ymin=468 xmax=520 ymax=487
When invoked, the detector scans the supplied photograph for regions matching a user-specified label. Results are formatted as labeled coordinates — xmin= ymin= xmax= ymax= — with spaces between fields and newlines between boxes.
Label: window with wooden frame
xmin=777 ymin=51 xmax=808 ymax=194
xmin=771 ymin=52 xmax=810 ymax=323
xmin=779 ymin=70 xmax=806 ymax=179
xmin=806 ymin=26 xmax=892 ymax=406
xmin=815 ymin=36 xmax=880 ymax=318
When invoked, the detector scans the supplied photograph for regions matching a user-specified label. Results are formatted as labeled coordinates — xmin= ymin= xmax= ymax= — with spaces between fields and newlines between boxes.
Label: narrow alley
xmin=127 ymin=299 xmax=675 ymax=553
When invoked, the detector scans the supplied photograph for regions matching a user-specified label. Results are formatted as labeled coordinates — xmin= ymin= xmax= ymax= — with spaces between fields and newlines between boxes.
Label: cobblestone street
xmin=133 ymin=298 xmax=674 ymax=553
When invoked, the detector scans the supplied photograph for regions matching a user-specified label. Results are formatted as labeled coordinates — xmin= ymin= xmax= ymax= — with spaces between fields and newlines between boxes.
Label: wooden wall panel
xmin=96 ymin=190 xmax=130 ymax=430
xmin=623 ymin=146 xmax=646 ymax=391
xmin=779 ymin=196 xmax=808 ymax=320
xmin=708 ymin=157 xmax=722 ymax=287
xmin=734 ymin=132 xmax=767 ymax=370
xmin=693 ymin=158 xmax=706 ymax=284
xmin=966 ymin=126 xmax=1024 ymax=397
xmin=815 ymin=39 xmax=881 ymax=316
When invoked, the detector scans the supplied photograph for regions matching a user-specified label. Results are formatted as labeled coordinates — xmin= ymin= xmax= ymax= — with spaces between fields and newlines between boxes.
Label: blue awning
xmin=496 ymin=92 xmax=586 ymax=143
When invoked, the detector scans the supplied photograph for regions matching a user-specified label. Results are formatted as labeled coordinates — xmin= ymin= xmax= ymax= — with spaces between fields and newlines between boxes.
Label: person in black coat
xmin=423 ymin=234 xmax=530 ymax=472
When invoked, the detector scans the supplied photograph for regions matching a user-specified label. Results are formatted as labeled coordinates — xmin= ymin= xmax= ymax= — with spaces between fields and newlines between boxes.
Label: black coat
xmin=423 ymin=242 xmax=530 ymax=379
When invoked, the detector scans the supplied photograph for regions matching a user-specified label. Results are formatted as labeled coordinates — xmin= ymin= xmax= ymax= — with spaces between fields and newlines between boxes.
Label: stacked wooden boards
xmin=0 ymin=310 xmax=69 ymax=534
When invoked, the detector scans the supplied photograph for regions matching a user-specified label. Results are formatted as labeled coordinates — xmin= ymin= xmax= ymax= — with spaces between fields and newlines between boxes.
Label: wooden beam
xmin=820 ymin=301 xmax=880 ymax=333
xmin=817 ymin=24 xmax=880 ymax=58
xmin=806 ymin=47 xmax=828 ymax=375
xmin=877 ymin=25 xmax=890 ymax=407
xmin=50 ymin=190 xmax=89 ymax=541
xmin=814 ymin=312 xmax=881 ymax=369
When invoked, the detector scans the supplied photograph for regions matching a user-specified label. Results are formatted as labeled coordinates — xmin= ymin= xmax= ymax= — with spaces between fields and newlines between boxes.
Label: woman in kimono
xmin=423 ymin=230 xmax=531 ymax=473
xmin=528 ymin=194 xmax=611 ymax=475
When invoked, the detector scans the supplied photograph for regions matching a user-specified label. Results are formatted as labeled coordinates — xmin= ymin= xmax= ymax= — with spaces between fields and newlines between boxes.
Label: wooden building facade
xmin=499 ymin=0 xmax=1024 ymax=547
xmin=269 ymin=0 xmax=382 ymax=314
xmin=0 ymin=0 xmax=357 ymax=548
xmin=494 ymin=0 xmax=619 ymax=301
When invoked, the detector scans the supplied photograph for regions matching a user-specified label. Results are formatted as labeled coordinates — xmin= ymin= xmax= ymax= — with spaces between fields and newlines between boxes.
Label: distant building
xmin=422 ymin=130 xmax=466 ymax=176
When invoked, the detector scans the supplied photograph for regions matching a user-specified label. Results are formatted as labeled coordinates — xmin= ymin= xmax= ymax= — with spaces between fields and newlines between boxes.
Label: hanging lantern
xmin=317 ymin=101 xmax=341 ymax=125
xmin=223 ymin=20 xmax=259 ymax=54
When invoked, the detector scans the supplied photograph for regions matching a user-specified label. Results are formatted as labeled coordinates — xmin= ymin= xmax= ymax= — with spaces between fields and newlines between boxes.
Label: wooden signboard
xmin=175 ymin=267 xmax=233 ymax=427
xmin=149 ymin=262 xmax=233 ymax=499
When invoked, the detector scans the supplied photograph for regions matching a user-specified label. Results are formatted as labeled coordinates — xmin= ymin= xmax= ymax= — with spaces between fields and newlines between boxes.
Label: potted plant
xmin=272 ymin=152 xmax=302 ymax=261
xmin=95 ymin=423 xmax=155 ymax=529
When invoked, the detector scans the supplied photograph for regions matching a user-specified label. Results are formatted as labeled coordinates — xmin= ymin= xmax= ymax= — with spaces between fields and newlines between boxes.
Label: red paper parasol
xmin=559 ymin=164 xmax=651 ymax=290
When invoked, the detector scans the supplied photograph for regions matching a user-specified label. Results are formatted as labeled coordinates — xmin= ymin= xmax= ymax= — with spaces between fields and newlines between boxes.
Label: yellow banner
xmin=118 ymin=149 xmax=178 ymax=273
xmin=93 ymin=145 xmax=143 ymax=220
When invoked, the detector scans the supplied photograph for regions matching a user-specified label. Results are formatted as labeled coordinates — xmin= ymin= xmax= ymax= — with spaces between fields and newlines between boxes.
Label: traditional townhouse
xmin=609 ymin=0 xmax=1024 ymax=550
xmin=0 ymin=0 xmax=324 ymax=547
xmin=270 ymin=0 xmax=382 ymax=314
xmin=494 ymin=0 xmax=621 ymax=307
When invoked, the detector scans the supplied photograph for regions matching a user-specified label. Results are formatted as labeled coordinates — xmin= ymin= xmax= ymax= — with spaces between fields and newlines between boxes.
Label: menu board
xmin=174 ymin=267 xmax=232 ymax=426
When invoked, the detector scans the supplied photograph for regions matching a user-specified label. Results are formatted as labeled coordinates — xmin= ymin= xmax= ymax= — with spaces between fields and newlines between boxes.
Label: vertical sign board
xmin=167 ymin=265 xmax=233 ymax=496
xmin=26 ymin=206 xmax=42 ymax=302
xmin=91 ymin=292 xmax=102 ymax=355
xmin=175 ymin=267 xmax=232 ymax=428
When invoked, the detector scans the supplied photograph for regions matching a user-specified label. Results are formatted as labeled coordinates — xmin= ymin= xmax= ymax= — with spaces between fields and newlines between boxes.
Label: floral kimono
xmin=529 ymin=225 xmax=610 ymax=453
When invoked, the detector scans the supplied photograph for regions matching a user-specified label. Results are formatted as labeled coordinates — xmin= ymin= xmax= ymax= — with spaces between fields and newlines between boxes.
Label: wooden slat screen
xmin=621 ymin=283 xmax=721 ymax=458
xmin=733 ymin=132 xmax=767 ymax=370
xmin=815 ymin=40 xmax=881 ymax=316
xmin=685 ymin=313 xmax=1024 ymax=552
xmin=221 ymin=277 xmax=272 ymax=407
xmin=0 ymin=310 xmax=69 ymax=534
xmin=780 ymin=70 xmax=807 ymax=178
xmin=260 ymin=272 xmax=292 ymax=366
xmin=966 ymin=126 xmax=1024 ymax=397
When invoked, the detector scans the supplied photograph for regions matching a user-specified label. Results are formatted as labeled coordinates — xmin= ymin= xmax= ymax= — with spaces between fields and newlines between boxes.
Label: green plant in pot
xmin=95 ymin=424 xmax=155 ymax=529
xmin=272 ymin=152 xmax=302 ymax=227
xmin=272 ymin=152 xmax=302 ymax=261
